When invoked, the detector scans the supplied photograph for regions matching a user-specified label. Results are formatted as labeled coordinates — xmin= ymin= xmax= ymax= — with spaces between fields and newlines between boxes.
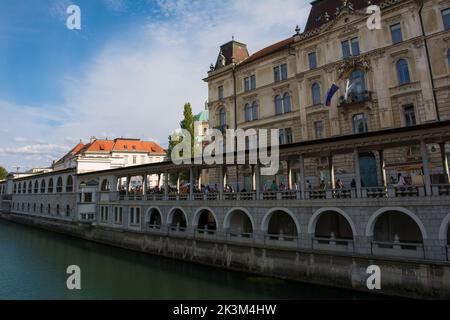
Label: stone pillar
xmin=378 ymin=149 xmax=386 ymax=187
xmin=198 ymin=168 xmax=202 ymax=189
xmin=126 ymin=175 xmax=130 ymax=196
xmin=255 ymin=164 xmax=261 ymax=200
xmin=298 ymin=155 xmax=306 ymax=199
xmin=176 ymin=172 xmax=180 ymax=191
xmin=440 ymin=142 xmax=449 ymax=184
xmin=164 ymin=171 xmax=169 ymax=200
xmin=420 ymin=141 xmax=432 ymax=196
xmin=287 ymin=160 xmax=293 ymax=190
xmin=189 ymin=167 xmax=194 ymax=200
xmin=142 ymin=174 xmax=147 ymax=195
xmin=328 ymin=155 xmax=335 ymax=189
xmin=353 ymin=149 xmax=362 ymax=197
xmin=219 ymin=165 xmax=224 ymax=200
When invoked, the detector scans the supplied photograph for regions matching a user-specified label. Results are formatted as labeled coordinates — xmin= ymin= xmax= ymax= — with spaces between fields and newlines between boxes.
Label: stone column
xmin=420 ymin=141 xmax=432 ymax=196
xmin=353 ymin=149 xmax=361 ymax=197
xmin=255 ymin=164 xmax=261 ymax=200
xmin=328 ymin=155 xmax=335 ymax=189
xmin=298 ymin=155 xmax=306 ymax=199
xmin=440 ymin=142 xmax=449 ymax=184
xmin=287 ymin=160 xmax=293 ymax=190
xmin=189 ymin=167 xmax=194 ymax=200
xmin=164 ymin=171 xmax=169 ymax=200
xmin=378 ymin=149 xmax=386 ymax=187
xmin=218 ymin=165 xmax=224 ymax=200
xmin=142 ymin=174 xmax=147 ymax=195
xmin=176 ymin=172 xmax=180 ymax=191
xmin=126 ymin=175 xmax=130 ymax=196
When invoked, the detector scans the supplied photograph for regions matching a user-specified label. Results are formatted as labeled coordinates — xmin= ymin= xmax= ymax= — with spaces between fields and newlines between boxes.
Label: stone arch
xmin=438 ymin=213 xmax=450 ymax=243
xmin=223 ymin=207 xmax=255 ymax=235
xmin=308 ymin=207 xmax=357 ymax=237
xmin=261 ymin=208 xmax=300 ymax=236
xmin=167 ymin=207 xmax=188 ymax=230
xmin=366 ymin=207 xmax=427 ymax=240
xmin=193 ymin=207 xmax=218 ymax=231
xmin=145 ymin=207 xmax=163 ymax=229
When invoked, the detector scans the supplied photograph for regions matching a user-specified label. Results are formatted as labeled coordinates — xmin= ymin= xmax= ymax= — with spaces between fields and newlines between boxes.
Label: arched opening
xmin=28 ymin=181 xmax=32 ymax=194
xmin=56 ymin=177 xmax=63 ymax=193
xmin=34 ymin=181 xmax=38 ymax=193
xmin=225 ymin=209 xmax=253 ymax=237
xmin=40 ymin=180 xmax=46 ymax=193
xmin=266 ymin=210 xmax=298 ymax=241
xmin=101 ymin=179 xmax=110 ymax=191
xmin=66 ymin=176 xmax=73 ymax=192
xmin=56 ymin=204 xmax=60 ymax=215
xmin=66 ymin=205 xmax=71 ymax=217
xmin=40 ymin=204 xmax=43 ymax=214
xmin=22 ymin=182 xmax=26 ymax=194
xmin=373 ymin=211 xmax=423 ymax=249
xmin=147 ymin=208 xmax=162 ymax=229
xmin=196 ymin=209 xmax=217 ymax=233
xmin=47 ymin=204 xmax=51 ymax=214
xmin=169 ymin=208 xmax=187 ymax=231
xmin=314 ymin=211 xmax=354 ymax=244
xmin=48 ymin=178 xmax=54 ymax=193
xmin=447 ymin=225 xmax=450 ymax=245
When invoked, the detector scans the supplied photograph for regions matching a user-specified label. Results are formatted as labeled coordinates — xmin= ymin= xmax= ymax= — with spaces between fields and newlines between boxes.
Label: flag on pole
xmin=325 ymin=84 xmax=339 ymax=107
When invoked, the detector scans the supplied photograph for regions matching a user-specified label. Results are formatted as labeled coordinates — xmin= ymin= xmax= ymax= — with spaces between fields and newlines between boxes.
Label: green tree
xmin=0 ymin=166 xmax=8 ymax=180
xmin=167 ymin=103 xmax=195 ymax=160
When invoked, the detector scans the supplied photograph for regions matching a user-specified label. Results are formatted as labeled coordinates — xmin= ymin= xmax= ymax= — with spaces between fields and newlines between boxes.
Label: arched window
xmin=34 ymin=181 xmax=39 ymax=193
xmin=56 ymin=177 xmax=63 ymax=193
xmin=275 ymin=95 xmax=282 ymax=115
xmin=28 ymin=182 xmax=32 ymax=194
xmin=283 ymin=93 xmax=292 ymax=113
xmin=48 ymin=178 xmax=54 ymax=193
xmin=396 ymin=59 xmax=411 ymax=85
xmin=219 ymin=107 xmax=226 ymax=127
xmin=56 ymin=204 xmax=60 ymax=215
xmin=251 ymin=101 xmax=258 ymax=120
xmin=13 ymin=184 xmax=17 ymax=194
xmin=350 ymin=70 xmax=366 ymax=101
xmin=22 ymin=182 xmax=27 ymax=194
xmin=18 ymin=183 xmax=21 ymax=194
xmin=33 ymin=203 xmax=36 ymax=212
xmin=66 ymin=176 xmax=73 ymax=192
xmin=40 ymin=180 xmax=46 ymax=193
xmin=244 ymin=103 xmax=251 ymax=122
xmin=312 ymin=83 xmax=321 ymax=105
xmin=66 ymin=205 xmax=71 ymax=217
xmin=40 ymin=204 xmax=43 ymax=214
xmin=47 ymin=204 xmax=51 ymax=214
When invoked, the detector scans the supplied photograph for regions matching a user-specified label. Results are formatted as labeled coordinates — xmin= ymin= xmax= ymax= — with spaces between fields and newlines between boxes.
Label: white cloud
xmin=0 ymin=0 xmax=311 ymax=171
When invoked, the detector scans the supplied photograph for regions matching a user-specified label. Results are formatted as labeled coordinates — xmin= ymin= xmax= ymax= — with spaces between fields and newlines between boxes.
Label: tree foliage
xmin=167 ymin=103 xmax=195 ymax=160
xmin=0 ymin=166 xmax=8 ymax=180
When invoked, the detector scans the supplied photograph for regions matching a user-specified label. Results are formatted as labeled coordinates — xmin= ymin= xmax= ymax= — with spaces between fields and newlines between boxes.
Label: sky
xmin=0 ymin=0 xmax=312 ymax=172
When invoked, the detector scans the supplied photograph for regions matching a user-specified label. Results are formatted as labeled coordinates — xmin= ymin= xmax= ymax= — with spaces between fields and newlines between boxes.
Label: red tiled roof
xmin=241 ymin=37 xmax=294 ymax=66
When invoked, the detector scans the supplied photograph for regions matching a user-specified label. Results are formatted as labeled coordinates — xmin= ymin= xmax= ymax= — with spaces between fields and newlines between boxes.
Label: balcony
xmin=338 ymin=91 xmax=372 ymax=108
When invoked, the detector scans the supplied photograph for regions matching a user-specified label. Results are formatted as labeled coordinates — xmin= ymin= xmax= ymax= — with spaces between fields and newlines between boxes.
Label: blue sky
xmin=0 ymin=0 xmax=311 ymax=172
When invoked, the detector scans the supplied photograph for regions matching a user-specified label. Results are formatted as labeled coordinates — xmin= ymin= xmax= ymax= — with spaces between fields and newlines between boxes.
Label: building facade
xmin=205 ymin=0 xmax=450 ymax=190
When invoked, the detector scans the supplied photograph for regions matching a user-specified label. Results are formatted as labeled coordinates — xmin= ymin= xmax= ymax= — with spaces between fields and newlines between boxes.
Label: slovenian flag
xmin=325 ymin=84 xmax=339 ymax=107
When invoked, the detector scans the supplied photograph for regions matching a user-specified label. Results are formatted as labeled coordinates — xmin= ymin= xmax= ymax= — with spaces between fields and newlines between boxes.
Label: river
xmin=0 ymin=218 xmax=377 ymax=300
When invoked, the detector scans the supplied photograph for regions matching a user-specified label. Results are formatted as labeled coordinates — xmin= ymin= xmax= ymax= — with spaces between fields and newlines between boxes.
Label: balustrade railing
xmin=109 ymin=184 xmax=450 ymax=202
xmin=371 ymin=240 xmax=425 ymax=259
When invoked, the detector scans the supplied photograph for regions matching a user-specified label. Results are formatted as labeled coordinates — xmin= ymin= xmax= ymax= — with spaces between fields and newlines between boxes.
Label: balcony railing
xmin=338 ymin=90 xmax=372 ymax=108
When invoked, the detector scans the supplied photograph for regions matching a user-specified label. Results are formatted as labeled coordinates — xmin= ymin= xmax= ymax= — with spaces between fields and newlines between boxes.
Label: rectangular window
xmin=132 ymin=156 xmax=137 ymax=164
xmin=403 ymin=105 xmax=416 ymax=127
xmin=308 ymin=52 xmax=317 ymax=69
xmin=278 ymin=129 xmax=285 ymax=145
xmin=342 ymin=40 xmax=351 ymax=59
xmin=353 ymin=113 xmax=368 ymax=134
xmin=114 ymin=207 xmax=123 ymax=224
xmin=274 ymin=66 xmax=280 ymax=82
xmin=84 ymin=192 xmax=92 ymax=203
xmin=281 ymin=63 xmax=288 ymax=80
xmin=390 ymin=23 xmax=403 ymax=44
xmin=351 ymin=38 xmax=360 ymax=56
xmin=250 ymin=75 xmax=256 ymax=90
xmin=244 ymin=77 xmax=250 ymax=92
xmin=129 ymin=207 xmax=135 ymax=224
xmin=218 ymin=85 xmax=224 ymax=100
xmin=314 ymin=121 xmax=323 ymax=139
xmin=443 ymin=8 xmax=450 ymax=30
xmin=285 ymin=128 xmax=293 ymax=144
